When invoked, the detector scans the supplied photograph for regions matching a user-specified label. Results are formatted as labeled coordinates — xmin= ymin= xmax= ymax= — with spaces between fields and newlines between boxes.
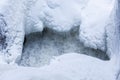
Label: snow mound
xmin=20 ymin=28 xmax=109 ymax=67
xmin=28 ymin=0 xmax=84 ymax=32
xmin=0 ymin=53 xmax=116 ymax=80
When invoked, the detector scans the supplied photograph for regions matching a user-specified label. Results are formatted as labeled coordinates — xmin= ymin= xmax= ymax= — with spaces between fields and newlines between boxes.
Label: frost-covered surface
xmin=0 ymin=0 xmax=116 ymax=65
xmin=0 ymin=0 xmax=117 ymax=64
xmin=79 ymin=0 xmax=115 ymax=51
xmin=27 ymin=0 xmax=82 ymax=33
xmin=0 ymin=53 xmax=117 ymax=80
xmin=0 ymin=0 xmax=120 ymax=80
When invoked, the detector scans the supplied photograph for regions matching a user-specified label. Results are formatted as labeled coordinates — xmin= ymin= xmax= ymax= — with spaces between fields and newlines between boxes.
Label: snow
xmin=0 ymin=0 xmax=119 ymax=80
xmin=79 ymin=0 xmax=115 ymax=51
xmin=0 ymin=0 xmax=85 ymax=63
xmin=28 ymin=0 xmax=83 ymax=32
xmin=0 ymin=53 xmax=117 ymax=80
xmin=0 ymin=0 xmax=8 ymax=12
xmin=0 ymin=0 xmax=117 ymax=64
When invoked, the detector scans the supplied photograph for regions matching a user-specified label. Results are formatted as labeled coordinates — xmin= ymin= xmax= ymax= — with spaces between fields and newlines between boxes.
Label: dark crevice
xmin=0 ymin=15 xmax=7 ymax=50
xmin=20 ymin=27 xmax=109 ymax=67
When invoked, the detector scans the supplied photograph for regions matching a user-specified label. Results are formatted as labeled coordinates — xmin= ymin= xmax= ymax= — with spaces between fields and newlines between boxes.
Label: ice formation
xmin=0 ymin=0 xmax=120 ymax=80
xmin=0 ymin=0 xmax=115 ymax=64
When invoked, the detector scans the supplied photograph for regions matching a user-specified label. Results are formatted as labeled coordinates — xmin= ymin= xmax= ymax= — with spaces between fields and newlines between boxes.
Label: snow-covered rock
xmin=79 ymin=0 xmax=115 ymax=51
xmin=0 ymin=0 xmax=83 ymax=63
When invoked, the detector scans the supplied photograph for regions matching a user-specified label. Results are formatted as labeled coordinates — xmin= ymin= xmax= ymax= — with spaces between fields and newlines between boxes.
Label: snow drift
xmin=0 ymin=53 xmax=117 ymax=80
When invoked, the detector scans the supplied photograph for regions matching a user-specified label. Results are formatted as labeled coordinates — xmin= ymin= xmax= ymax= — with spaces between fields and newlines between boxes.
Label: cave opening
xmin=19 ymin=27 xmax=109 ymax=67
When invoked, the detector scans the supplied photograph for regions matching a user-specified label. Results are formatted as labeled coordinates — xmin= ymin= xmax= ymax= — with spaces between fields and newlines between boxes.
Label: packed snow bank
xmin=79 ymin=0 xmax=115 ymax=51
xmin=28 ymin=0 xmax=83 ymax=32
xmin=0 ymin=53 xmax=117 ymax=80
xmin=0 ymin=64 xmax=18 ymax=75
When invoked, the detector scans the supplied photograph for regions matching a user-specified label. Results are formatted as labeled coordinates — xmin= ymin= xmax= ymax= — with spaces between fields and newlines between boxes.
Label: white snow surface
xmin=25 ymin=0 xmax=83 ymax=33
xmin=0 ymin=53 xmax=117 ymax=80
xmin=79 ymin=0 xmax=115 ymax=51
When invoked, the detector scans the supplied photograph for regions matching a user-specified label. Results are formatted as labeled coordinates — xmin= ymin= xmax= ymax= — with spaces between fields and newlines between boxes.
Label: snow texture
xmin=79 ymin=0 xmax=115 ymax=52
xmin=0 ymin=0 xmax=116 ymax=65
xmin=0 ymin=0 xmax=84 ymax=63
xmin=0 ymin=53 xmax=117 ymax=80
xmin=0 ymin=0 xmax=120 ymax=80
